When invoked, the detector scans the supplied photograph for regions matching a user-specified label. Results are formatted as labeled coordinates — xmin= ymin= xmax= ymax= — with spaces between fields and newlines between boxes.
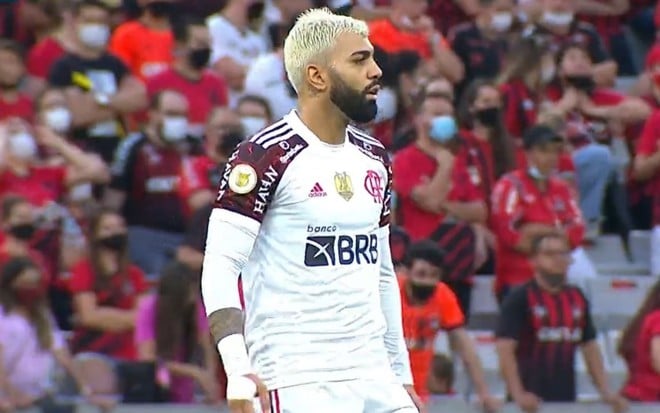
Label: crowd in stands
xmin=0 ymin=0 xmax=660 ymax=410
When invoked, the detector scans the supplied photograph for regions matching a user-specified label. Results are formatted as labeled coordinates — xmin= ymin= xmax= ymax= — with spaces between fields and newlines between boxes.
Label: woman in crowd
xmin=68 ymin=209 xmax=148 ymax=360
xmin=618 ymin=278 xmax=660 ymax=402
xmin=0 ymin=257 xmax=95 ymax=412
xmin=135 ymin=261 xmax=218 ymax=404
xmin=0 ymin=195 xmax=51 ymax=279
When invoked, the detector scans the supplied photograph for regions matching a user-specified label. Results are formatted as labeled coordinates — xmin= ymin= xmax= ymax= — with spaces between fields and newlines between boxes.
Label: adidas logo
xmin=308 ymin=182 xmax=327 ymax=198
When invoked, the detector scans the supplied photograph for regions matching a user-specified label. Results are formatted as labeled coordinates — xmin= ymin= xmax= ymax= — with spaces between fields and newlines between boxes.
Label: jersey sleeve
xmin=380 ymin=159 xmax=393 ymax=228
xmin=214 ymin=140 xmax=290 ymax=223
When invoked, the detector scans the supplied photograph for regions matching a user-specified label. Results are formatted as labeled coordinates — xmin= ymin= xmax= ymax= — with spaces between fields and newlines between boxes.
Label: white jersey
xmin=213 ymin=111 xmax=397 ymax=389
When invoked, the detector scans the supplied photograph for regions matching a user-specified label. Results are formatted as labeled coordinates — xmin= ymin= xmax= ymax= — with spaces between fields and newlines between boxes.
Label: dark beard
xmin=328 ymin=69 xmax=378 ymax=124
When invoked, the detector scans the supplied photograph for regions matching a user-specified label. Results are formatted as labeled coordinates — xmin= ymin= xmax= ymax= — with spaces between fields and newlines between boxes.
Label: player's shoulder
xmin=346 ymin=125 xmax=389 ymax=165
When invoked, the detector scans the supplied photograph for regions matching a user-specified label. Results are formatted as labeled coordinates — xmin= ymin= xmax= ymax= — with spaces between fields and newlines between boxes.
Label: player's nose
xmin=368 ymin=60 xmax=383 ymax=80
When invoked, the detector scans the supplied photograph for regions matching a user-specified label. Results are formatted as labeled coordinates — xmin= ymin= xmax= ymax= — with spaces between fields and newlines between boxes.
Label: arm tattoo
xmin=208 ymin=308 xmax=244 ymax=344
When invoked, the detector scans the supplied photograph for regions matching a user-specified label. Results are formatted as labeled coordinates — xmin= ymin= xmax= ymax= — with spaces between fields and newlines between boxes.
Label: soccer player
xmin=201 ymin=8 xmax=422 ymax=413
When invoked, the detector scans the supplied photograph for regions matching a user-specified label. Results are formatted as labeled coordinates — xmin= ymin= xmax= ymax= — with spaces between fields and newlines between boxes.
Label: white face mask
xmin=491 ymin=12 xmax=513 ymax=32
xmin=241 ymin=116 xmax=267 ymax=138
xmin=374 ymin=87 xmax=398 ymax=122
xmin=542 ymin=11 xmax=574 ymax=27
xmin=541 ymin=64 xmax=556 ymax=83
xmin=9 ymin=132 xmax=37 ymax=160
xmin=78 ymin=24 xmax=110 ymax=49
xmin=44 ymin=107 xmax=72 ymax=134
xmin=162 ymin=116 xmax=189 ymax=142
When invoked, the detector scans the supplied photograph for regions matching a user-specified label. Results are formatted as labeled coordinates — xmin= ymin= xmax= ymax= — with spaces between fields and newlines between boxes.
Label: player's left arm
xmin=377 ymin=161 xmax=413 ymax=385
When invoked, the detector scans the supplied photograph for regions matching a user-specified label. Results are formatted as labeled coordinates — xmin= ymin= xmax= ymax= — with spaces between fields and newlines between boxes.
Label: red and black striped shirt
xmin=496 ymin=281 xmax=596 ymax=402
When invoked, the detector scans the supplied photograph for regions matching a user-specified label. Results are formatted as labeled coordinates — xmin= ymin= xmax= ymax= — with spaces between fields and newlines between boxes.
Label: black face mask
xmin=474 ymin=107 xmax=501 ymax=127
xmin=188 ymin=47 xmax=211 ymax=70
xmin=565 ymin=75 xmax=595 ymax=94
xmin=9 ymin=223 xmax=36 ymax=241
xmin=409 ymin=282 xmax=437 ymax=301
xmin=97 ymin=233 xmax=128 ymax=252
xmin=540 ymin=272 xmax=566 ymax=288
xmin=146 ymin=1 xmax=173 ymax=18
xmin=247 ymin=2 xmax=265 ymax=22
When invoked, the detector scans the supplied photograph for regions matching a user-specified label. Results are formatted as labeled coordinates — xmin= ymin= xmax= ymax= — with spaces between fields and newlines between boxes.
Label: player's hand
xmin=477 ymin=393 xmax=502 ymax=413
xmin=603 ymin=392 xmax=628 ymax=413
xmin=227 ymin=373 xmax=269 ymax=413
xmin=403 ymin=384 xmax=425 ymax=413
xmin=513 ymin=391 xmax=541 ymax=413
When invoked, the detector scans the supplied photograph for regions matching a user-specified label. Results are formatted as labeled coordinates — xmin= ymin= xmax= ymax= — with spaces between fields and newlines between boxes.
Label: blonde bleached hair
xmin=283 ymin=8 xmax=369 ymax=94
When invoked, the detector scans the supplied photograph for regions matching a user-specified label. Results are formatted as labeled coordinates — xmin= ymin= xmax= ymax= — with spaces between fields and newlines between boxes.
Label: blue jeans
xmin=572 ymin=144 xmax=614 ymax=222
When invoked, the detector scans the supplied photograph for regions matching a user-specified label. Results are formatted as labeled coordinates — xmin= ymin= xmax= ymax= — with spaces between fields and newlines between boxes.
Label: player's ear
xmin=306 ymin=64 xmax=328 ymax=93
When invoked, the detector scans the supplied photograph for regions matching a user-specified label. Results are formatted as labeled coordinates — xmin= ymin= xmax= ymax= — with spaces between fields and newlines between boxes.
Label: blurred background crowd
xmin=1 ymin=0 xmax=660 ymax=410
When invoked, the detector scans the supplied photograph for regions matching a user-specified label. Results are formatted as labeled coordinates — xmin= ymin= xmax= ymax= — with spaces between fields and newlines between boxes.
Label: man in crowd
xmin=146 ymin=15 xmax=229 ymax=140
xmin=399 ymin=240 xmax=499 ymax=411
xmin=104 ymin=89 xmax=192 ymax=276
xmin=48 ymin=0 xmax=147 ymax=163
xmin=496 ymin=232 xmax=627 ymax=412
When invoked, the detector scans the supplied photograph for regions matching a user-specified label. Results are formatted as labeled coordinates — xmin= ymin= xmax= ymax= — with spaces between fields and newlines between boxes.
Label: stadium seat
xmin=468 ymin=276 xmax=499 ymax=330
xmin=629 ymin=230 xmax=652 ymax=268
xmin=586 ymin=277 xmax=656 ymax=330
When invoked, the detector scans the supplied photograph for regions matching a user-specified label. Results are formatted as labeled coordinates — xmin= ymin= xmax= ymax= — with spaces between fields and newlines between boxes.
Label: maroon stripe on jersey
xmin=526 ymin=287 xmax=544 ymax=376
xmin=430 ymin=222 xmax=475 ymax=282
xmin=269 ymin=389 xmax=281 ymax=413
xmin=540 ymin=289 xmax=560 ymax=377
xmin=215 ymin=134 xmax=308 ymax=223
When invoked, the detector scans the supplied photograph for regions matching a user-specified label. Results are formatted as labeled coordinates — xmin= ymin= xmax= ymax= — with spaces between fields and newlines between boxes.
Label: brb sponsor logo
xmin=304 ymin=225 xmax=378 ymax=267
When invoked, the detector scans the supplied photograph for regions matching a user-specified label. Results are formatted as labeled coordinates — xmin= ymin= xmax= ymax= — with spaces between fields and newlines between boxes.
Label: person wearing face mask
xmin=48 ymin=0 xmax=147 ymax=164
xmin=398 ymin=240 xmax=500 ymax=411
xmin=147 ymin=15 xmax=229 ymax=140
xmin=0 ymin=257 xmax=103 ymax=412
xmin=103 ymin=90 xmax=192 ymax=276
xmin=0 ymin=40 xmax=34 ymax=123
xmin=178 ymin=107 xmax=244 ymax=220
xmin=68 ymin=209 xmax=148 ymax=360
xmin=490 ymin=125 xmax=586 ymax=304
xmin=0 ymin=196 xmax=52 ymax=286
xmin=449 ymin=0 xmax=515 ymax=99
xmin=0 ymin=118 xmax=109 ymax=208
xmin=496 ymin=233 xmax=627 ymax=412
xmin=534 ymin=0 xmax=617 ymax=86
xmin=109 ymin=0 xmax=177 ymax=79
xmin=236 ymin=94 xmax=273 ymax=138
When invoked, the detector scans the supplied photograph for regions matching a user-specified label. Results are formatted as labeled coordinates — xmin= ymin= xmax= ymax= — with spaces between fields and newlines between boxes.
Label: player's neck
xmin=297 ymin=102 xmax=347 ymax=145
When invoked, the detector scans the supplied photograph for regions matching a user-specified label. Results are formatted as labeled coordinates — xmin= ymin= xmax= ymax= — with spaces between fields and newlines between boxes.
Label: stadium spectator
xmin=236 ymin=94 xmax=273 ymax=137
xmin=632 ymin=109 xmax=660 ymax=277
xmin=496 ymin=233 xmax=626 ymax=410
xmin=393 ymin=89 xmax=486 ymax=312
xmin=0 ymin=40 xmax=33 ymax=123
xmin=178 ymin=107 xmax=243 ymax=217
xmin=399 ymin=241 xmax=499 ymax=411
xmin=448 ymin=0 xmax=515 ymax=99
xmin=104 ymin=90 xmax=192 ymax=276
xmin=109 ymin=0 xmax=176 ymax=80
xmin=244 ymin=17 xmax=298 ymax=120
xmin=135 ymin=261 xmax=218 ymax=404
xmin=262 ymin=0 xmax=312 ymax=46
xmin=146 ymin=15 xmax=228 ymax=140
xmin=575 ymin=0 xmax=636 ymax=76
xmin=534 ymin=0 xmax=617 ymax=86
xmin=0 ymin=196 xmax=51 ymax=283
xmin=640 ymin=45 xmax=660 ymax=109
xmin=0 ymin=257 xmax=97 ymax=412
xmin=618 ymin=278 xmax=660 ymax=402
xmin=490 ymin=125 xmax=585 ymax=302
xmin=24 ymin=0 xmax=77 ymax=95
xmin=208 ymin=0 xmax=268 ymax=105
xmin=48 ymin=0 xmax=148 ymax=163
xmin=368 ymin=0 xmax=464 ymax=83
xmin=68 ymin=209 xmax=148 ymax=360
xmin=497 ymin=33 xmax=556 ymax=140
xmin=0 ymin=118 xmax=108 ymax=208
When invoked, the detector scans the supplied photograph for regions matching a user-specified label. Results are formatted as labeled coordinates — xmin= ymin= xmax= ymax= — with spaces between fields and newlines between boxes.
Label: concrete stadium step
xmin=584 ymin=235 xmax=629 ymax=265
xmin=629 ymin=230 xmax=651 ymax=268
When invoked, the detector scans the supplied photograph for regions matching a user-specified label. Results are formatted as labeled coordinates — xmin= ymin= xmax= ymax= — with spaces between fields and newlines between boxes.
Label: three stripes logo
xmin=308 ymin=182 xmax=327 ymax=198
